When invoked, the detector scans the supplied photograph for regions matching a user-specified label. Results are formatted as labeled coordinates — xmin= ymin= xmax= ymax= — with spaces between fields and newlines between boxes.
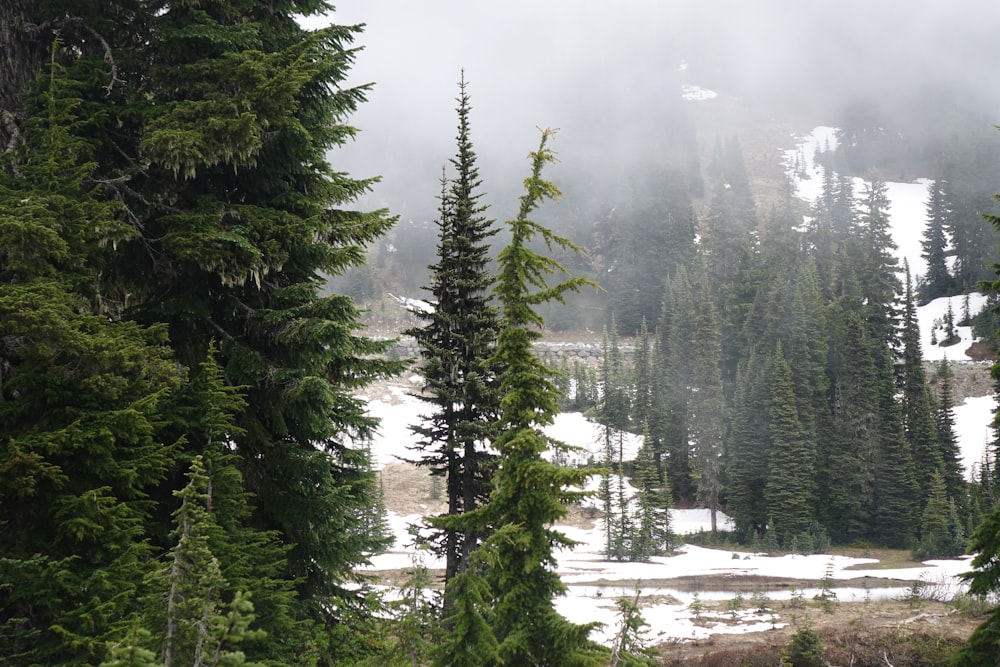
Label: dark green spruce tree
xmin=900 ymin=263 xmax=943 ymax=501
xmin=954 ymin=499 xmax=1000 ymax=667
xmin=407 ymin=74 xmax=500 ymax=583
xmin=1 ymin=3 xmax=401 ymax=664
xmin=687 ymin=274 xmax=726 ymax=533
xmin=764 ymin=345 xmax=814 ymax=547
xmin=725 ymin=347 xmax=772 ymax=539
xmin=920 ymin=179 xmax=954 ymax=301
xmin=0 ymin=49 xmax=185 ymax=665
xmin=598 ymin=318 xmax=632 ymax=560
xmin=435 ymin=130 xmax=605 ymax=666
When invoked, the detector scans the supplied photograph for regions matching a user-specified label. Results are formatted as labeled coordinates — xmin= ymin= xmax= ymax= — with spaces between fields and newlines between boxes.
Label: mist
xmin=310 ymin=0 xmax=1000 ymax=222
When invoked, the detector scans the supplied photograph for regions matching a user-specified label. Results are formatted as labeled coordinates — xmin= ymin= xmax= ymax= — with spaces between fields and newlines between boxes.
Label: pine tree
xmin=632 ymin=317 xmax=653 ymax=429
xmin=407 ymin=74 xmax=500 ymax=583
xmin=2 ymin=4 xmax=402 ymax=662
xmin=921 ymin=179 xmax=954 ymax=301
xmin=158 ymin=456 xmax=266 ymax=667
xmin=688 ymin=275 xmax=726 ymax=533
xmin=436 ymin=130 xmax=605 ymax=666
xmin=824 ymin=312 xmax=877 ymax=543
xmin=853 ymin=175 xmax=901 ymax=352
xmin=651 ymin=269 xmax=696 ymax=501
xmin=934 ymin=359 xmax=967 ymax=507
xmin=872 ymin=360 xmax=920 ymax=548
xmin=953 ymin=501 xmax=1000 ymax=666
xmin=901 ymin=263 xmax=943 ymax=501
xmin=599 ymin=319 xmax=632 ymax=560
xmin=632 ymin=423 xmax=673 ymax=560
xmin=725 ymin=348 xmax=771 ymax=539
xmin=913 ymin=469 xmax=964 ymax=560
xmin=0 ymin=48 xmax=185 ymax=666
xmin=764 ymin=345 xmax=813 ymax=546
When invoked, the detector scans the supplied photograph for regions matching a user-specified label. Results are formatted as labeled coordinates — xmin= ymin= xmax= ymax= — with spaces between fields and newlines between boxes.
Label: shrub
xmin=782 ymin=627 xmax=824 ymax=667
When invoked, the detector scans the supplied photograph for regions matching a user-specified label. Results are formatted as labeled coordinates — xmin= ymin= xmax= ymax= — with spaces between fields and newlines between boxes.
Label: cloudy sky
xmin=304 ymin=1 xmax=1000 ymax=221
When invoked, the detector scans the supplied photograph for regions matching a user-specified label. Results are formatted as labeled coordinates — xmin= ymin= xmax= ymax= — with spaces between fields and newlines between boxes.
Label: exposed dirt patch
xmin=654 ymin=598 xmax=981 ymax=665
xmin=964 ymin=340 xmax=996 ymax=363
xmin=379 ymin=461 xmax=446 ymax=518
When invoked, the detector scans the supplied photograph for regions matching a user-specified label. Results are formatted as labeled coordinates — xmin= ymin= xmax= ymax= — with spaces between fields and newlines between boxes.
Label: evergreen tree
xmin=632 ymin=317 xmax=653 ymax=429
xmin=953 ymin=501 xmax=1000 ymax=666
xmin=1 ymin=3 xmax=402 ymax=662
xmin=632 ymin=423 xmax=673 ymax=560
xmin=764 ymin=346 xmax=813 ymax=546
xmin=687 ymin=276 xmax=726 ymax=533
xmin=824 ymin=312 xmax=877 ymax=543
xmin=599 ymin=319 xmax=632 ymax=560
xmin=157 ymin=456 xmax=266 ymax=667
xmin=0 ymin=49 xmax=185 ymax=665
xmin=651 ymin=269 xmax=696 ymax=501
xmin=407 ymin=74 xmax=500 ymax=583
xmin=913 ymin=469 xmax=964 ymax=560
xmin=725 ymin=348 xmax=771 ymax=539
xmin=920 ymin=179 xmax=954 ymax=301
xmin=934 ymin=359 xmax=967 ymax=507
xmin=901 ymin=263 xmax=943 ymax=501
xmin=853 ymin=175 xmax=902 ymax=353
xmin=872 ymin=359 xmax=920 ymax=548
xmin=436 ymin=130 xmax=604 ymax=666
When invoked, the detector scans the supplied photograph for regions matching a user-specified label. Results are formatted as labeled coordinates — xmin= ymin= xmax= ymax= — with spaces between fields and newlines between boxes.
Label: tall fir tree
xmin=651 ymin=268 xmax=696 ymax=502
xmin=933 ymin=359 xmax=967 ymax=509
xmin=632 ymin=422 xmax=673 ymax=560
xmin=953 ymin=500 xmax=1000 ymax=667
xmin=598 ymin=319 xmax=632 ymax=561
xmin=436 ymin=130 xmax=605 ymax=666
xmin=725 ymin=347 xmax=772 ymax=539
xmin=920 ymin=179 xmax=954 ymax=301
xmin=407 ymin=74 xmax=500 ymax=583
xmin=1 ymin=3 xmax=402 ymax=663
xmin=687 ymin=274 xmax=726 ymax=532
xmin=900 ymin=263 xmax=943 ymax=502
xmin=0 ymin=48 xmax=185 ymax=666
xmin=764 ymin=345 xmax=814 ymax=547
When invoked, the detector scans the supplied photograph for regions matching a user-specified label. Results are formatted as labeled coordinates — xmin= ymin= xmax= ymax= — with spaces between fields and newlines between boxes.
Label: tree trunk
xmin=0 ymin=0 xmax=46 ymax=158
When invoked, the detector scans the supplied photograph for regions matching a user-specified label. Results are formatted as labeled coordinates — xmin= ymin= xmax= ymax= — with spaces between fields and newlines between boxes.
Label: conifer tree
xmin=688 ymin=276 xmax=726 ymax=532
xmin=651 ymin=269 xmax=696 ymax=501
xmin=901 ymin=263 xmax=943 ymax=500
xmin=953 ymin=501 xmax=1000 ymax=666
xmin=1 ymin=3 xmax=402 ymax=662
xmin=764 ymin=345 xmax=813 ymax=546
xmin=934 ymin=359 xmax=967 ymax=507
xmin=632 ymin=317 xmax=654 ymax=429
xmin=853 ymin=176 xmax=901 ymax=352
xmin=913 ymin=469 xmax=964 ymax=560
xmin=0 ymin=48 xmax=185 ymax=666
xmin=725 ymin=348 xmax=772 ymax=539
xmin=921 ymin=179 xmax=954 ymax=301
xmin=599 ymin=319 xmax=632 ymax=560
xmin=824 ymin=312 xmax=877 ymax=543
xmin=632 ymin=423 xmax=673 ymax=560
xmin=436 ymin=130 xmax=604 ymax=666
xmin=407 ymin=74 xmax=500 ymax=582
xmin=158 ymin=456 xmax=265 ymax=667
xmin=872 ymin=362 xmax=920 ymax=548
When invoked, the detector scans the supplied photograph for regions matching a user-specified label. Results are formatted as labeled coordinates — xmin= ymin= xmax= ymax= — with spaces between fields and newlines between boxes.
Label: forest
xmin=3 ymin=1 xmax=1000 ymax=666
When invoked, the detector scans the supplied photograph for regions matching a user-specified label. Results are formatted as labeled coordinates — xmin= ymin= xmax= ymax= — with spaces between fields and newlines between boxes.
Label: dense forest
xmin=4 ymin=1 xmax=1000 ymax=666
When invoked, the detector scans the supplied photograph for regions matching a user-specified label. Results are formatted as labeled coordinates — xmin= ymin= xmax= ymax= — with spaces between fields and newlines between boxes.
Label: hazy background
xmin=309 ymin=0 xmax=1000 ymax=224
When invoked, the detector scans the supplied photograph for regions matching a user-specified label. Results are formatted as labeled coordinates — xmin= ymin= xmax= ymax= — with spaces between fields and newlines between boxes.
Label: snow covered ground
xmin=357 ymin=126 xmax=994 ymax=647
xmin=361 ymin=382 xmax=976 ymax=646
xmin=784 ymin=126 xmax=997 ymax=478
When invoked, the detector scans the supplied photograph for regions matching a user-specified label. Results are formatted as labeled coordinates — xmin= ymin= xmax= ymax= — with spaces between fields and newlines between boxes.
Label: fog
xmin=308 ymin=0 xmax=1000 ymax=226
